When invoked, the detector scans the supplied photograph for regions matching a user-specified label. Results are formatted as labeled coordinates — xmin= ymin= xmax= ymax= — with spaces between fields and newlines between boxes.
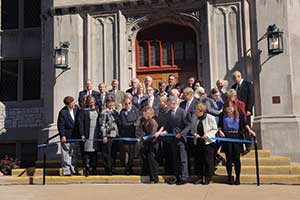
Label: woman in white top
xmin=190 ymin=102 xmax=218 ymax=185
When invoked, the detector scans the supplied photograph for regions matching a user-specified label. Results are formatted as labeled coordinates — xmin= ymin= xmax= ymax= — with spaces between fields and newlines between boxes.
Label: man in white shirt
xmin=140 ymin=87 xmax=159 ymax=117
xmin=179 ymin=87 xmax=199 ymax=115
xmin=97 ymin=83 xmax=108 ymax=109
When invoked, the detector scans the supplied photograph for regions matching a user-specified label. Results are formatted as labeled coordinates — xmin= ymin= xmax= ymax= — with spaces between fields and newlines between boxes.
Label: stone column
xmin=207 ymin=0 xmax=251 ymax=87
xmin=252 ymin=0 xmax=300 ymax=161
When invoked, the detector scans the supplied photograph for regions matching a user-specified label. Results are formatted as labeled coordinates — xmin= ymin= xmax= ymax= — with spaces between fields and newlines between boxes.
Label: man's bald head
xmin=232 ymin=71 xmax=242 ymax=84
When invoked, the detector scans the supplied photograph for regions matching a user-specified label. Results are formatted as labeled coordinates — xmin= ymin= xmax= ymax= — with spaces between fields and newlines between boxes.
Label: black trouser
xmin=223 ymin=138 xmax=241 ymax=180
xmin=186 ymin=138 xmax=195 ymax=174
xmin=111 ymin=140 xmax=120 ymax=161
xmin=194 ymin=140 xmax=215 ymax=179
xmin=83 ymin=151 xmax=97 ymax=174
xmin=162 ymin=138 xmax=177 ymax=175
xmin=174 ymin=140 xmax=189 ymax=181
xmin=120 ymin=141 xmax=136 ymax=172
xmin=141 ymin=142 xmax=159 ymax=182
xmin=102 ymin=139 xmax=113 ymax=173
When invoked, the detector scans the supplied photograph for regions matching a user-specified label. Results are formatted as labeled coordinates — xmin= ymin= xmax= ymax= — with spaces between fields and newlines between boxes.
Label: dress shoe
xmin=62 ymin=174 xmax=71 ymax=176
xmin=83 ymin=169 xmax=89 ymax=177
xmin=203 ymin=178 xmax=211 ymax=185
xmin=72 ymin=172 xmax=81 ymax=176
xmin=176 ymin=180 xmax=187 ymax=185
xmin=227 ymin=177 xmax=233 ymax=185
xmin=234 ymin=178 xmax=240 ymax=185
xmin=193 ymin=178 xmax=204 ymax=185
xmin=167 ymin=178 xmax=177 ymax=185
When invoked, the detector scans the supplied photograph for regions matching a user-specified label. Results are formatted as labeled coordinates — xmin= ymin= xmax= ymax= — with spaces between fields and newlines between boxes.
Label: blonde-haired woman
xmin=138 ymin=106 xmax=163 ymax=183
xmin=191 ymin=102 xmax=218 ymax=185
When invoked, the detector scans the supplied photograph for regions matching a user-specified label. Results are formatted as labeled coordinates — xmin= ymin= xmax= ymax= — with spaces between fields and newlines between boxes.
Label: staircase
xmin=8 ymin=150 xmax=300 ymax=185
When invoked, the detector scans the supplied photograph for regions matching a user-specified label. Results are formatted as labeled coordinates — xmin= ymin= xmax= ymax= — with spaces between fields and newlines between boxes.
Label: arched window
xmin=138 ymin=41 xmax=148 ymax=67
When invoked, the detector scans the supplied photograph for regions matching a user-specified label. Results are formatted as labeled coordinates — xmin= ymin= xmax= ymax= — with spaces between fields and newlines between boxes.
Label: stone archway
xmin=126 ymin=12 xmax=206 ymax=86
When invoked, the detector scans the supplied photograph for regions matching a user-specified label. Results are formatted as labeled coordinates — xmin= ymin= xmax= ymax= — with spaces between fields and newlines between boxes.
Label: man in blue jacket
xmin=57 ymin=96 xmax=80 ymax=176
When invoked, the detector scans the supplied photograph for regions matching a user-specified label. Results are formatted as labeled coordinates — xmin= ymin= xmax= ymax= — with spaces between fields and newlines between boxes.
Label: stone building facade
xmin=0 ymin=0 xmax=299 ymax=164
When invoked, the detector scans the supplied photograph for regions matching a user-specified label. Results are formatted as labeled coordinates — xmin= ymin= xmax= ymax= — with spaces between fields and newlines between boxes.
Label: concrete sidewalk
xmin=0 ymin=184 xmax=299 ymax=200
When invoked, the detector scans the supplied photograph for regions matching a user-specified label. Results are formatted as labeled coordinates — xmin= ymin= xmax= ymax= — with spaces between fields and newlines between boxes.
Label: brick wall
xmin=0 ymin=107 xmax=43 ymax=129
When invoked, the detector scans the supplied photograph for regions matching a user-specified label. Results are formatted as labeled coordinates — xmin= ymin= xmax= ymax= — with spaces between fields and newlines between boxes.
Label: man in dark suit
xmin=126 ymin=78 xmax=140 ymax=96
xmin=140 ymin=87 xmax=160 ymax=117
xmin=164 ymin=96 xmax=191 ymax=185
xmin=180 ymin=87 xmax=199 ymax=116
xmin=166 ymin=74 xmax=177 ymax=94
xmin=96 ymin=83 xmax=108 ymax=109
xmin=179 ymin=87 xmax=199 ymax=174
xmin=78 ymin=80 xmax=99 ymax=108
xmin=231 ymin=71 xmax=255 ymax=124
xmin=57 ymin=96 xmax=80 ymax=176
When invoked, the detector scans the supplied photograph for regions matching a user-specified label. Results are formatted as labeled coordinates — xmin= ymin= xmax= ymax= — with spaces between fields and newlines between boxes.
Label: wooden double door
xmin=136 ymin=23 xmax=197 ymax=88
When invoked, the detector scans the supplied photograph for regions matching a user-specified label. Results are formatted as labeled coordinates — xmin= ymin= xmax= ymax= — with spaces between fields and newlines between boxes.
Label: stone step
xmin=216 ymin=165 xmax=300 ymax=175
xmin=3 ymin=175 xmax=300 ymax=185
xmin=34 ymin=150 xmax=271 ymax=168
xmin=34 ymin=157 xmax=289 ymax=168
xmin=240 ymin=150 xmax=270 ymax=158
xmin=13 ymin=164 xmax=300 ymax=177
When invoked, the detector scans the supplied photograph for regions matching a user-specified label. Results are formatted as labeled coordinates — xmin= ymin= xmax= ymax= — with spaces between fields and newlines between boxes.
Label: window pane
xmin=150 ymin=42 xmax=160 ymax=66
xmin=23 ymin=60 xmax=41 ymax=100
xmin=162 ymin=42 xmax=172 ymax=65
xmin=185 ymin=41 xmax=196 ymax=63
xmin=174 ymin=41 xmax=184 ymax=66
xmin=139 ymin=42 xmax=148 ymax=67
xmin=24 ymin=0 xmax=41 ymax=28
xmin=1 ymin=0 xmax=19 ymax=29
xmin=0 ymin=61 xmax=18 ymax=101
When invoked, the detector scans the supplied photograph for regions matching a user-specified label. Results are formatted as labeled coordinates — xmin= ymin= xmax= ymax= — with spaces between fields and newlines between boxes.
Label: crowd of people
xmin=57 ymin=71 xmax=256 ymax=185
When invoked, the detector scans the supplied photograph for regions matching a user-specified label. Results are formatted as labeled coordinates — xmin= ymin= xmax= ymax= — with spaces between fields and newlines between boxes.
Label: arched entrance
xmin=135 ymin=23 xmax=197 ymax=88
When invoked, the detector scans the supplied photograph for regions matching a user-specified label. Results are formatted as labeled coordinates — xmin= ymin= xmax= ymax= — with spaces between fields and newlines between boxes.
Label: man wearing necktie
xmin=162 ymin=96 xmax=191 ymax=185
xmin=96 ymin=83 xmax=108 ymax=109
xmin=180 ymin=87 xmax=199 ymax=174
xmin=78 ymin=80 xmax=100 ymax=108
xmin=140 ymin=87 xmax=159 ymax=117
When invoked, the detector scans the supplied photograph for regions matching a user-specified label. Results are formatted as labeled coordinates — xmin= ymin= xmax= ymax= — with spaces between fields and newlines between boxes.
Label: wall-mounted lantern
xmin=54 ymin=41 xmax=70 ymax=70
xmin=267 ymin=24 xmax=284 ymax=56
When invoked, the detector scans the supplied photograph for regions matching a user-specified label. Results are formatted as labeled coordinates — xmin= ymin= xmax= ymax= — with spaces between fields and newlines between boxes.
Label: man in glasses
xmin=166 ymin=74 xmax=177 ymax=94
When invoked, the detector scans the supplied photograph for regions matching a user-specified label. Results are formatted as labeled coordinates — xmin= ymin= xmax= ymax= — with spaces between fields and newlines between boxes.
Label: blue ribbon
xmin=38 ymin=137 xmax=139 ymax=148
xmin=142 ymin=133 xmax=252 ymax=144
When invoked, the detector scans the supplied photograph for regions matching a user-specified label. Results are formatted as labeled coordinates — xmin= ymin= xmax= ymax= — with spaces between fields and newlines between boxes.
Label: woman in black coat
xmin=119 ymin=97 xmax=139 ymax=175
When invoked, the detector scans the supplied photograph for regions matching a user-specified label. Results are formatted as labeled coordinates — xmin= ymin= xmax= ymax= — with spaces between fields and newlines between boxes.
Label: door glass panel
xmin=139 ymin=42 xmax=148 ymax=67
xmin=162 ymin=42 xmax=172 ymax=65
xmin=150 ymin=42 xmax=160 ymax=66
